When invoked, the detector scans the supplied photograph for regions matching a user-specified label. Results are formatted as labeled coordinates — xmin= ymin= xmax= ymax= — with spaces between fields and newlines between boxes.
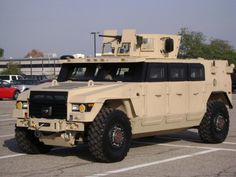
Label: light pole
xmin=91 ymin=32 xmax=99 ymax=57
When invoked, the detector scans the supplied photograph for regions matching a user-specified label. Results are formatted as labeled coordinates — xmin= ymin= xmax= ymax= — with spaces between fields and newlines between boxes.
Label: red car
xmin=0 ymin=79 xmax=20 ymax=100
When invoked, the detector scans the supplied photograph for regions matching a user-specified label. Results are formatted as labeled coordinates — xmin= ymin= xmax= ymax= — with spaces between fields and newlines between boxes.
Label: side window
xmin=102 ymin=43 xmax=115 ymax=55
xmin=12 ymin=76 xmax=17 ymax=80
xmin=141 ymin=38 xmax=154 ymax=51
xmin=117 ymin=43 xmax=130 ymax=54
xmin=146 ymin=63 xmax=167 ymax=81
xmin=0 ymin=76 xmax=9 ymax=80
xmin=168 ymin=64 xmax=187 ymax=81
xmin=189 ymin=64 xmax=205 ymax=81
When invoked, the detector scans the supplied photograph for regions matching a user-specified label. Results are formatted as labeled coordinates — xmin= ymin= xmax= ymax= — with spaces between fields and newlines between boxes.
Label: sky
xmin=0 ymin=0 xmax=235 ymax=58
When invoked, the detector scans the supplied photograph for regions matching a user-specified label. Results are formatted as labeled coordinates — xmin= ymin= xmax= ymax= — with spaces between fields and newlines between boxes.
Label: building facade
xmin=0 ymin=58 xmax=67 ymax=76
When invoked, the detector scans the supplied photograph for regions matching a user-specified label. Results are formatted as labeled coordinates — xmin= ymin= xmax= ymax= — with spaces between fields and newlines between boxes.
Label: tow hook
xmin=33 ymin=123 xmax=46 ymax=138
xmin=34 ymin=130 xmax=41 ymax=138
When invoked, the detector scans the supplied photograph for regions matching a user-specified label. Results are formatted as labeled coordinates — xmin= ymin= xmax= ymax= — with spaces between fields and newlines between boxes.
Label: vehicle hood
xmin=27 ymin=81 xmax=139 ymax=103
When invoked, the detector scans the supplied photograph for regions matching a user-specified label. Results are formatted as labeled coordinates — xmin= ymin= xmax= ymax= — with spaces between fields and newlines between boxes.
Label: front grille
xmin=29 ymin=91 xmax=68 ymax=119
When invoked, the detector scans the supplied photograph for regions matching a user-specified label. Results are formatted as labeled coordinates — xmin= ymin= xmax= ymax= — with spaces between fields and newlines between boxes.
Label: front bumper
xmin=16 ymin=118 xmax=85 ymax=132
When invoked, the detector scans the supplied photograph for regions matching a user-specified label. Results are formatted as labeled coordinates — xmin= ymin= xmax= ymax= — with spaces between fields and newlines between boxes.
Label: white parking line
xmin=0 ymin=154 xmax=25 ymax=160
xmin=85 ymin=149 xmax=218 ymax=177
xmin=0 ymin=134 xmax=14 ymax=138
xmin=0 ymin=136 xmax=235 ymax=162
xmin=223 ymin=142 xmax=236 ymax=145
xmin=158 ymin=143 xmax=236 ymax=152
xmin=0 ymin=118 xmax=15 ymax=122
xmin=134 ymin=141 xmax=236 ymax=152
xmin=157 ymin=136 xmax=236 ymax=146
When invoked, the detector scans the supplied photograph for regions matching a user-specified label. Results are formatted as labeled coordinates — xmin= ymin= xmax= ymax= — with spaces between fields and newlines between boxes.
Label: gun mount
xmin=100 ymin=29 xmax=181 ymax=59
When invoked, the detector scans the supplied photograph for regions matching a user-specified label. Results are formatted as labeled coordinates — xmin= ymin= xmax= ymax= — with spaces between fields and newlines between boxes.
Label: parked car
xmin=0 ymin=79 xmax=20 ymax=100
xmin=22 ymin=75 xmax=50 ymax=83
xmin=12 ymin=79 xmax=40 ymax=92
xmin=0 ymin=75 xmax=23 ymax=83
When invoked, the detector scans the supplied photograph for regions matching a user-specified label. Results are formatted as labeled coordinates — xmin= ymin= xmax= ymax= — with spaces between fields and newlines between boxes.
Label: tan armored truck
xmin=14 ymin=29 xmax=234 ymax=162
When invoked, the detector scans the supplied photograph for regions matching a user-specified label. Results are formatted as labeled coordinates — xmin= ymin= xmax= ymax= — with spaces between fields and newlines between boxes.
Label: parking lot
xmin=0 ymin=97 xmax=236 ymax=177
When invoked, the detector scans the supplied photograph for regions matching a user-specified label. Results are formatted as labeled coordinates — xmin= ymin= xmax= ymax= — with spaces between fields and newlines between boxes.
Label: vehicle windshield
xmin=57 ymin=62 xmax=145 ymax=82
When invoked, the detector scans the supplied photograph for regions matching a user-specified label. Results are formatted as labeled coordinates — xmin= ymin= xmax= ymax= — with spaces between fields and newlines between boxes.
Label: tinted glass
xmin=168 ymin=64 xmax=187 ymax=81
xmin=0 ymin=76 xmax=9 ymax=80
xmin=58 ymin=63 xmax=145 ymax=82
xmin=189 ymin=64 xmax=205 ymax=81
xmin=147 ymin=63 xmax=167 ymax=81
xmin=12 ymin=76 xmax=17 ymax=80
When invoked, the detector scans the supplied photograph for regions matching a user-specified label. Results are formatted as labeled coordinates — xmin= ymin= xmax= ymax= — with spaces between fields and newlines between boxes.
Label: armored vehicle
xmin=14 ymin=29 xmax=234 ymax=162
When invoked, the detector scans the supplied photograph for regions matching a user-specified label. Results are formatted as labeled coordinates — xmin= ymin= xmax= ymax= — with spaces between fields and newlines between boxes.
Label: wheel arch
xmin=83 ymin=99 xmax=134 ymax=142
xmin=208 ymin=91 xmax=233 ymax=109
xmin=103 ymin=99 xmax=136 ymax=119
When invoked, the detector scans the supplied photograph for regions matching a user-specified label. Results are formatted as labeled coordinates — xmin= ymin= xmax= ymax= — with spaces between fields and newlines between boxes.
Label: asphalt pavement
xmin=0 ymin=97 xmax=236 ymax=177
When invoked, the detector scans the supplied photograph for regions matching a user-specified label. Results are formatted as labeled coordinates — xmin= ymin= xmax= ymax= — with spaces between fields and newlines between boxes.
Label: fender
xmin=208 ymin=91 xmax=233 ymax=109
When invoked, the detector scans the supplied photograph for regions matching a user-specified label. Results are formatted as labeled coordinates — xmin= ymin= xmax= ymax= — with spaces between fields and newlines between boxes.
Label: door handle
xmin=176 ymin=93 xmax=182 ymax=96
xmin=155 ymin=94 xmax=162 ymax=97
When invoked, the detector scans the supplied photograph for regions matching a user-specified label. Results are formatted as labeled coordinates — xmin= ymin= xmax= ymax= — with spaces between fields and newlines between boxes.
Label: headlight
xmin=16 ymin=101 xmax=28 ymax=110
xmin=72 ymin=104 xmax=79 ymax=111
xmin=22 ymin=101 xmax=28 ymax=109
xmin=72 ymin=103 xmax=94 ymax=112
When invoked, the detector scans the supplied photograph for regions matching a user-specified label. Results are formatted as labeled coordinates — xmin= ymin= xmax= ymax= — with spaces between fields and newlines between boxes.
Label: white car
xmin=0 ymin=75 xmax=23 ymax=83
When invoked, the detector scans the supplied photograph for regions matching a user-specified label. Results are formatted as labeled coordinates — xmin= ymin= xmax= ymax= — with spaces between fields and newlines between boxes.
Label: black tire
xmin=88 ymin=108 xmax=132 ymax=162
xmin=15 ymin=127 xmax=53 ymax=154
xmin=198 ymin=101 xmax=229 ymax=143
xmin=13 ymin=91 xmax=20 ymax=100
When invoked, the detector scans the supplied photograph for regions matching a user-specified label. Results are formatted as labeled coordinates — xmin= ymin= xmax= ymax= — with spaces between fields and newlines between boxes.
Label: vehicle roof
xmin=63 ymin=56 xmax=207 ymax=64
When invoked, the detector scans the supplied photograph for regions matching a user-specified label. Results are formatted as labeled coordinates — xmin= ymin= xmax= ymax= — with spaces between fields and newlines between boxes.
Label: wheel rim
xmin=215 ymin=114 xmax=226 ymax=131
xmin=109 ymin=125 xmax=125 ymax=148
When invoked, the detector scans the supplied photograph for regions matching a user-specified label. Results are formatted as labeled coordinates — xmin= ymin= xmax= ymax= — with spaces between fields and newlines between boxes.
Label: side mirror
xmin=164 ymin=38 xmax=174 ymax=53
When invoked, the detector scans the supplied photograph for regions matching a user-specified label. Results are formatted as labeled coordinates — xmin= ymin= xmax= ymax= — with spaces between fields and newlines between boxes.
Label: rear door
xmin=187 ymin=63 xmax=205 ymax=120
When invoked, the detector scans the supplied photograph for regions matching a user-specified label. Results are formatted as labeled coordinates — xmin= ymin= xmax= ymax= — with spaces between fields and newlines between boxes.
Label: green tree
xmin=178 ymin=28 xmax=236 ymax=64
xmin=0 ymin=62 xmax=22 ymax=75
xmin=25 ymin=49 xmax=44 ymax=58
xmin=207 ymin=39 xmax=236 ymax=57
xmin=178 ymin=28 xmax=207 ymax=58
xmin=0 ymin=48 xmax=4 ymax=58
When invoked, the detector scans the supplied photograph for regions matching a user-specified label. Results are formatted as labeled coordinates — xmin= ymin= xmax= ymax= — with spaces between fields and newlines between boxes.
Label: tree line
xmin=178 ymin=28 xmax=236 ymax=65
